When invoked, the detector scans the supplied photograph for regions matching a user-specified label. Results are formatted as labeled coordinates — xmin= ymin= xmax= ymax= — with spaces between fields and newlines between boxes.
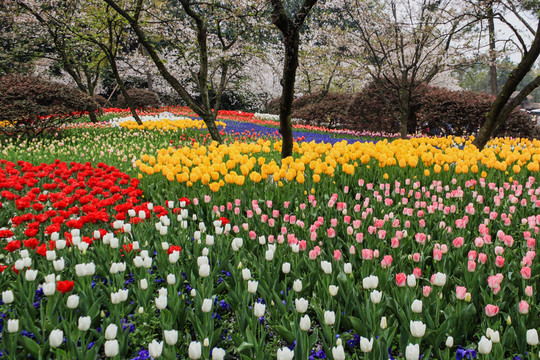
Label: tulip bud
xmin=242 ymin=268 xmax=251 ymax=281
xmin=380 ymin=316 xmax=388 ymax=329
xmin=167 ymin=274 xmax=176 ymax=285
xmin=253 ymin=303 xmax=266 ymax=317
xmin=324 ymin=310 xmax=336 ymax=326
xmin=299 ymin=315 xmax=311 ymax=331
xmin=7 ymin=319 xmax=19 ymax=333
xmin=203 ymin=338 xmax=209 ymax=347
xmin=446 ymin=336 xmax=454 ymax=348
xmin=202 ymin=298 xmax=213 ymax=313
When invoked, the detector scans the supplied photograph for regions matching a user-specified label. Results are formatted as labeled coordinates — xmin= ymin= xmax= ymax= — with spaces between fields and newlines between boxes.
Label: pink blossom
xmin=378 ymin=230 xmax=387 ymax=240
xmin=485 ymin=304 xmax=499 ymax=317
xmin=334 ymin=249 xmax=342 ymax=261
xmin=234 ymin=207 xmax=240 ymax=215
xmin=413 ymin=267 xmax=421 ymax=278
xmin=227 ymin=202 xmax=233 ymax=210
xmin=526 ymin=238 xmax=536 ymax=249
xmin=456 ymin=286 xmax=467 ymax=300
xmin=344 ymin=216 xmax=351 ymax=224
xmin=373 ymin=249 xmax=379 ymax=258
xmin=327 ymin=228 xmax=336 ymax=238
xmin=249 ymin=231 xmax=256 ymax=240
xmin=519 ymin=300 xmax=529 ymax=314
xmin=299 ymin=203 xmax=306 ymax=210
xmin=356 ymin=233 xmax=364 ymax=243
xmin=330 ymin=218 xmax=338 ymax=227
xmin=525 ymin=286 xmax=533 ymax=297
xmin=309 ymin=250 xmax=318 ymax=260
xmin=362 ymin=249 xmax=373 ymax=260
xmin=391 ymin=238 xmax=399 ymax=248
xmin=310 ymin=232 xmax=317 ymax=241
xmin=423 ymin=286 xmax=432 ymax=297
xmin=381 ymin=255 xmax=393 ymax=268
xmin=268 ymin=235 xmax=274 ymax=243
xmin=349 ymin=245 xmax=356 ymax=254
xmin=503 ymin=235 xmax=514 ymax=247
xmin=232 ymin=225 xmax=240 ymax=233
xmin=193 ymin=198 xmax=200 ymax=205
xmin=474 ymin=237 xmax=484 ymax=248
xmin=266 ymin=200 xmax=272 ymax=208
xmin=395 ymin=273 xmax=406 ymax=287
xmin=415 ymin=233 xmax=427 ymax=245
xmin=242 ymin=223 xmax=249 ymax=231
xmin=452 ymin=237 xmax=464 ymax=248
xmin=412 ymin=253 xmax=421 ymax=262
xmin=299 ymin=240 xmax=307 ymax=251
xmin=260 ymin=214 xmax=268 ymax=223
xmin=467 ymin=261 xmax=476 ymax=272
xmin=290 ymin=215 xmax=296 ymax=224
xmin=520 ymin=266 xmax=531 ymax=279
xmin=246 ymin=210 xmax=253 ymax=218
xmin=495 ymin=256 xmax=505 ymax=268
xmin=433 ymin=249 xmax=442 ymax=261
xmin=277 ymin=235 xmax=285 ymax=244
xmin=281 ymin=227 xmax=288 ymax=235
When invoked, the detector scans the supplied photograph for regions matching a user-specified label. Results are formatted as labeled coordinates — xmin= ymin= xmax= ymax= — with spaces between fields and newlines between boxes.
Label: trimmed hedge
xmin=0 ymin=74 xmax=98 ymax=139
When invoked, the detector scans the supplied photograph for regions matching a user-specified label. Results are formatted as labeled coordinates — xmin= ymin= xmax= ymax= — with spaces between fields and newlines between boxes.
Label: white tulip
xmin=49 ymin=329 xmax=63 ymax=348
xmin=405 ymin=343 xmax=420 ymax=360
xmin=380 ymin=316 xmax=388 ymax=329
xmin=321 ymin=261 xmax=332 ymax=274
xmin=478 ymin=336 xmax=492 ymax=354
xmin=202 ymin=298 xmax=213 ymax=313
xmin=104 ymin=339 xmax=119 ymax=357
xmin=446 ymin=336 xmax=454 ymax=348
xmin=411 ymin=299 xmax=423 ymax=314
xmin=360 ymin=337 xmax=374 ymax=352
xmin=2 ymin=290 xmax=14 ymax=304
xmin=362 ymin=275 xmax=379 ymax=289
xmin=42 ymin=282 xmax=55 ymax=296
xmin=148 ymin=340 xmax=163 ymax=358
xmin=407 ymin=274 xmax=417 ymax=287
xmin=410 ymin=320 xmax=426 ymax=338
xmin=242 ymin=268 xmax=251 ymax=281
xmin=293 ymin=279 xmax=303 ymax=292
xmin=7 ymin=319 xmax=19 ymax=333
xmin=247 ymin=280 xmax=258 ymax=294
xmin=276 ymin=347 xmax=294 ymax=360
xmin=199 ymin=264 xmax=210 ymax=277
xmin=329 ymin=285 xmax=339 ymax=296
xmin=66 ymin=294 xmax=79 ymax=309
xmin=344 ymin=263 xmax=352 ymax=274
xmin=25 ymin=269 xmax=38 ymax=281
xmin=282 ymin=262 xmax=291 ymax=274
xmin=295 ymin=298 xmax=309 ymax=313
xmin=299 ymin=314 xmax=311 ymax=331
xmin=78 ymin=316 xmax=91 ymax=331
xmin=370 ymin=290 xmax=382 ymax=304
xmin=188 ymin=341 xmax=202 ymax=359
xmin=324 ymin=310 xmax=335 ymax=326
xmin=155 ymin=295 xmax=167 ymax=310
xmin=105 ymin=324 xmax=118 ymax=340
xmin=167 ymin=274 xmax=176 ymax=285
xmin=332 ymin=345 xmax=346 ymax=360
xmin=164 ymin=329 xmax=178 ymax=346
xmin=253 ymin=303 xmax=266 ymax=317
xmin=212 ymin=347 xmax=226 ymax=360
xmin=527 ymin=329 xmax=539 ymax=346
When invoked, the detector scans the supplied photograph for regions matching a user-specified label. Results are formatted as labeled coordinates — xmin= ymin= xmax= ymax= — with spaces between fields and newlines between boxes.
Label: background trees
xmin=2 ymin=0 xmax=539 ymax=147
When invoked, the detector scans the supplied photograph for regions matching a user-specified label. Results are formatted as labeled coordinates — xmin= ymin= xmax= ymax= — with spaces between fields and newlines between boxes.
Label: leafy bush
xmin=0 ymin=74 xmax=98 ymax=139
xmin=117 ymin=88 xmax=160 ymax=109
xmin=292 ymin=92 xmax=355 ymax=127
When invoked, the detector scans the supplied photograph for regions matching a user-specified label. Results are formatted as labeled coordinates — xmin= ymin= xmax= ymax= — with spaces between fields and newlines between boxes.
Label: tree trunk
xmin=202 ymin=113 xmax=222 ymax=142
xmin=473 ymin=21 xmax=540 ymax=150
xmin=279 ymin=32 xmax=300 ymax=159
xmin=108 ymin=56 xmax=142 ymax=125
xmin=398 ymin=70 xmax=410 ymax=139
xmin=88 ymin=110 xmax=98 ymax=123
xmin=488 ymin=2 xmax=498 ymax=96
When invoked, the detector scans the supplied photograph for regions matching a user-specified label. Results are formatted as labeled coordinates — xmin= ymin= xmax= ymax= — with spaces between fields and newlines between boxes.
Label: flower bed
xmin=0 ymin=119 xmax=539 ymax=359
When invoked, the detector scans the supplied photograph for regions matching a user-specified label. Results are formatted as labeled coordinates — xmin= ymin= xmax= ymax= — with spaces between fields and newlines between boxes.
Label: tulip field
xmin=0 ymin=108 xmax=539 ymax=360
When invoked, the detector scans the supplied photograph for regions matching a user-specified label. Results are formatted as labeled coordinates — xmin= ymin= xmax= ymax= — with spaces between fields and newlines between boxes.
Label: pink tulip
xmin=309 ymin=250 xmax=318 ymax=260
xmin=467 ymin=261 xmax=476 ymax=272
xmin=520 ymin=266 xmax=531 ymax=279
xmin=266 ymin=200 xmax=272 ymax=208
xmin=468 ymin=250 xmax=477 ymax=260
xmin=525 ymin=286 xmax=533 ymax=297
xmin=268 ymin=235 xmax=274 ymax=243
xmin=395 ymin=273 xmax=406 ymax=287
xmin=242 ymin=223 xmax=249 ymax=231
xmin=478 ymin=253 xmax=487 ymax=264
xmin=249 ymin=231 xmax=256 ymax=240
xmin=412 ymin=253 xmax=421 ymax=262
xmin=310 ymin=232 xmax=317 ymax=241
xmin=433 ymin=249 xmax=442 ymax=261
xmin=327 ymin=228 xmax=336 ymax=238
xmin=281 ymin=227 xmax=287 ymax=235
xmin=381 ymin=255 xmax=393 ymax=268
xmin=272 ymin=210 xmax=279 ymax=218
xmin=413 ymin=267 xmax=421 ymax=278
xmin=233 ymin=225 xmax=240 ymax=233
xmin=299 ymin=240 xmax=307 ymax=251
xmin=526 ymin=238 xmax=536 ymax=249
xmin=349 ymin=245 xmax=356 ymax=255
xmin=519 ymin=300 xmax=529 ymax=314
xmin=415 ymin=233 xmax=427 ymax=245
xmin=344 ymin=216 xmax=351 ymax=224
xmin=423 ymin=286 xmax=432 ymax=297
xmin=277 ymin=235 xmax=285 ymax=244
xmin=284 ymin=201 xmax=290 ymax=208
xmin=378 ymin=230 xmax=387 ymax=240
xmin=299 ymin=203 xmax=306 ymax=210
xmin=334 ymin=250 xmax=342 ymax=261
xmin=246 ymin=210 xmax=253 ymax=218
xmin=227 ymin=202 xmax=233 ymax=210
xmin=474 ymin=237 xmax=484 ymax=247
xmin=495 ymin=256 xmax=505 ymax=268
xmin=261 ymin=215 xmax=268 ymax=223
xmin=356 ymin=233 xmax=364 ymax=243
xmin=268 ymin=219 xmax=275 ymax=227
xmin=234 ymin=207 xmax=240 ymax=215
xmin=456 ymin=286 xmax=467 ymax=300
xmin=362 ymin=249 xmax=373 ymax=260
xmin=391 ymin=238 xmax=399 ymax=248
xmin=485 ymin=304 xmax=499 ymax=317
xmin=453 ymin=237 xmax=464 ymax=248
